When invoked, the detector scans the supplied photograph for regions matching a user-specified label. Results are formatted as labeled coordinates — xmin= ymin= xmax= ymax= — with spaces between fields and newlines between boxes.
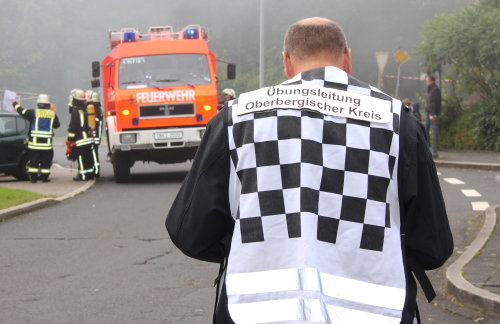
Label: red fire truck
xmin=91 ymin=25 xmax=235 ymax=182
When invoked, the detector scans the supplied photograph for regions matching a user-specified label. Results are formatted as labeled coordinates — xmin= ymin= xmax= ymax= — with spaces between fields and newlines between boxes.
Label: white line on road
xmin=471 ymin=201 xmax=490 ymax=211
xmin=461 ymin=189 xmax=482 ymax=197
xmin=444 ymin=178 xmax=465 ymax=185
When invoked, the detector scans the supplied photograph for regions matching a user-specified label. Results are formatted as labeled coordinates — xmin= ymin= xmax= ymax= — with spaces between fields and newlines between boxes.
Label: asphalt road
xmin=0 ymin=147 xmax=498 ymax=323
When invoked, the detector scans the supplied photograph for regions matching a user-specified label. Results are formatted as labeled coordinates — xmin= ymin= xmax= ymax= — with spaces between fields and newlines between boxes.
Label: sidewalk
xmin=434 ymin=150 xmax=500 ymax=171
xmin=434 ymin=150 xmax=500 ymax=317
xmin=0 ymin=164 xmax=94 ymax=222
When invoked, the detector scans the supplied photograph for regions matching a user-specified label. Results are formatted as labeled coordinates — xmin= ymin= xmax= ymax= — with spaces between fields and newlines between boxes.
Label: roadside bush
xmin=438 ymin=95 xmax=500 ymax=151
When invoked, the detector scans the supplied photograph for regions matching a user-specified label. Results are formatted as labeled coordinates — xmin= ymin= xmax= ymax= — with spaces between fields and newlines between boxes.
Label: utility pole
xmin=259 ymin=0 xmax=265 ymax=88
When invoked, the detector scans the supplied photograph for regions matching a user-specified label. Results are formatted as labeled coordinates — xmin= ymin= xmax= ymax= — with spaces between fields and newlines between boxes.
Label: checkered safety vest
xmin=29 ymin=108 xmax=56 ymax=150
xmin=225 ymin=66 xmax=405 ymax=324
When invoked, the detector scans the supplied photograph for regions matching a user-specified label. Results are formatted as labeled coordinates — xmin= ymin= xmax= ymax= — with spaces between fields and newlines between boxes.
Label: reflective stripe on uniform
xmin=76 ymin=138 xmax=93 ymax=146
xmin=40 ymin=169 xmax=50 ymax=174
xmin=31 ymin=130 xmax=52 ymax=138
xmin=68 ymin=132 xmax=76 ymax=138
xmin=228 ymin=299 xmax=401 ymax=324
xmin=92 ymin=148 xmax=99 ymax=174
xmin=79 ymin=110 xmax=85 ymax=127
xmin=28 ymin=143 xmax=52 ymax=150
xmin=28 ymin=167 xmax=39 ymax=173
xmin=226 ymin=268 xmax=406 ymax=311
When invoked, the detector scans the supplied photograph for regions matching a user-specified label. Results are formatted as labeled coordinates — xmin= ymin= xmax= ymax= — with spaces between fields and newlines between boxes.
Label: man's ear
xmin=343 ymin=48 xmax=352 ymax=75
xmin=283 ymin=51 xmax=294 ymax=79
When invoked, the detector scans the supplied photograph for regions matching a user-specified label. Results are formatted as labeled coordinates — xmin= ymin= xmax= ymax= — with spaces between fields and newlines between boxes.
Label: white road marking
xmin=461 ymin=189 xmax=482 ymax=197
xmin=444 ymin=178 xmax=465 ymax=185
xmin=471 ymin=202 xmax=490 ymax=211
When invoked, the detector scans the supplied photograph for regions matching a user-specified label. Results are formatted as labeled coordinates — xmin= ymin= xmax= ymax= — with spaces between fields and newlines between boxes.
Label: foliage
xmin=0 ymin=187 xmax=45 ymax=210
xmin=418 ymin=0 xmax=500 ymax=151
xmin=474 ymin=101 xmax=500 ymax=150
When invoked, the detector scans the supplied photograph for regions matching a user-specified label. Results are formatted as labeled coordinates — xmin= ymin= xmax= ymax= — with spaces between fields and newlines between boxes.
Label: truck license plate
xmin=154 ymin=131 xmax=183 ymax=140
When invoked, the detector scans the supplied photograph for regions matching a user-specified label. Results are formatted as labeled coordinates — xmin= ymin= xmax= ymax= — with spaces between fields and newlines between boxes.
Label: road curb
xmin=434 ymin=160 xmax=500 ymax=171
xmin=0 ymin=170 xmax=95 ymax=223
xmin=445 ymin=204 xmax=500 ymax=317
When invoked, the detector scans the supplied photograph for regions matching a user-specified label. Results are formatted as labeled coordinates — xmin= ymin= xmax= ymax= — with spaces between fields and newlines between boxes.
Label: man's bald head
xmin=283 ymin=17 xmax=348 ymax=61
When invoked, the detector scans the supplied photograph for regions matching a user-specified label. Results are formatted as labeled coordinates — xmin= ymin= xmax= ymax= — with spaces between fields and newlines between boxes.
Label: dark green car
xmin=0 ymin=112 xmax=30 ymax=180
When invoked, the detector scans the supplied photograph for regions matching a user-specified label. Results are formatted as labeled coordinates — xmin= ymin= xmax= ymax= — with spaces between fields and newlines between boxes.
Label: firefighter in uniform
xmin=85 ymin=91 xmax=103 ymax=178
xmin=13 ymin=94 xmax=60 ymax=183
xmin=218 ymin=88 xmax=237 ymax=110
xmin=166 ymin=18 xmax=453 ymax=324
xmin=67 ymin=89 xmax=95 ymax=181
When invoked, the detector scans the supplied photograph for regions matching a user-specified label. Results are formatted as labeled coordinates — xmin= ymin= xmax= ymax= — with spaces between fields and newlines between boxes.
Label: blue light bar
xmin=184 ymin=28 xmax=199 ymax=39
xmin=123 ymin=32 xmax=136 ymax=42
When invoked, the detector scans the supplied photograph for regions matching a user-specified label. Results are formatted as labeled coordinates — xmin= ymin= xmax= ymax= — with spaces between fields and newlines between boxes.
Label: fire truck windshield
xmin=118 ymin=54 xmax=211 ymax=89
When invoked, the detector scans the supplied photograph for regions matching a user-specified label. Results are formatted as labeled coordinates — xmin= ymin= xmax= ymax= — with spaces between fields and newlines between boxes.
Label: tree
xmin=418 ymin=0 xmax=500 ymax=150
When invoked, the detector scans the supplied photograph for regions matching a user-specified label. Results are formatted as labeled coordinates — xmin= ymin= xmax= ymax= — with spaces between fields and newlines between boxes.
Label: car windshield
xmin=118 ymin=54 xmax=211 ymax=89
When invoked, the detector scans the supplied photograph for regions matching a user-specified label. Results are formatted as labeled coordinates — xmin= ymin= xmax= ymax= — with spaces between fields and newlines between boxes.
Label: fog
xmin=0 ymin=0 xmax=474 ymax=131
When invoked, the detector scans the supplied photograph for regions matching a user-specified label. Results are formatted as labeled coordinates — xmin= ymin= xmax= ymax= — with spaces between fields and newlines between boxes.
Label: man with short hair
xmin=166 ymin=17 xmax=453 ymax=324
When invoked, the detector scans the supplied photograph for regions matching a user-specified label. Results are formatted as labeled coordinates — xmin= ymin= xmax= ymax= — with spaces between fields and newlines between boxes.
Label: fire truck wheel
xmin=113 ymin=157 xmax=130 ymax=183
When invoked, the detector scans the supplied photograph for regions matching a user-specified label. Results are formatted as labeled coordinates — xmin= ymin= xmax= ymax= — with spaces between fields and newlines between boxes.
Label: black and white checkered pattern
xmin=228 ymin=68 xmax=400 ymax=252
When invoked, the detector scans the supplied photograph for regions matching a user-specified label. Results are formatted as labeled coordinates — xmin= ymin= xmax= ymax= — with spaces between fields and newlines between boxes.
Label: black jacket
xmin=67 ymin=101 xmax=91 ymax=144
xmin=166 ymin=88 xmax=453 ymax=324
xmin=426 ymin=84 xmax=441 ymax=115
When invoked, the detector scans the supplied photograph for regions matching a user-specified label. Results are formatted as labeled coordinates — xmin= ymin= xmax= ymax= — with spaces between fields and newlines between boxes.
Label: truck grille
xmin=139 ymin=103 xmax=194 ymax=118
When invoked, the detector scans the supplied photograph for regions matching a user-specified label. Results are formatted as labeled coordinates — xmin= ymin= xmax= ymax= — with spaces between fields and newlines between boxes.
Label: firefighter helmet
xmin=37 ymin=94 xmax=50 ymax=105
xmin=90 ymin=92 xmax=100 ymax=103
xmin=222 ymin=88 xmax=236 ymax=98
xmin=85 ymin=90 xmax=93 ymax=101
xmin=72 ymin=89 xmax=85 ymax=101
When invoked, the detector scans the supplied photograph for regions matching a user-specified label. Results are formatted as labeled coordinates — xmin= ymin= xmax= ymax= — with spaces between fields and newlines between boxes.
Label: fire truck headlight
xmin=122 ymin=109 xmax=131 ymax=116
xmin=203 ymin=105 xmax=212 ymax=111
xmin=120 ymin=133 xmax=137 ymax=144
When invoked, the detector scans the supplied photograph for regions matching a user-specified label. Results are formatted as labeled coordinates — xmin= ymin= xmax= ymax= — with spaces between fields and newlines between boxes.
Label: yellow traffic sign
xmin=393 ymin=48 xmax=410 ymax=65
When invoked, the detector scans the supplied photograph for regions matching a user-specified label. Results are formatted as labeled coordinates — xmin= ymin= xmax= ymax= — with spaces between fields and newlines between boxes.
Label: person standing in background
xmin=67 ymin=89 xmax=95 ymax=181
xmin=425 ymin=75 xmax=441 ymax=157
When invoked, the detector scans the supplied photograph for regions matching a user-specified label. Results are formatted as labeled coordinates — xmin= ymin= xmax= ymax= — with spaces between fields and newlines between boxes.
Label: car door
xmin=0 ymin=115 xmax=28 ymax=168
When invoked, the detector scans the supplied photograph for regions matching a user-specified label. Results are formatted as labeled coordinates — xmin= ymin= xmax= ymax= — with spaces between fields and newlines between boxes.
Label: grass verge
xmin=0 ymin=187 xmax=47 ymax=210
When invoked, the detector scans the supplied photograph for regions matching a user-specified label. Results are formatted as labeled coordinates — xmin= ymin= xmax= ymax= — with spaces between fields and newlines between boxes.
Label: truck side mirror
xmin=91 ymin=79 xmax=100 ymax=88
xmin=227 ymin=63 xmax=236 ymax=80
xmin=92 ymin=61 xmax=101 ymax=78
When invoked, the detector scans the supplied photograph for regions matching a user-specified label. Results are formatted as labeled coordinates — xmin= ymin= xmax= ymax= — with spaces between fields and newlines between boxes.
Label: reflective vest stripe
xmin=28 ymin=143 xmax=52 ymax=150
xmin=40 ymin=169 xmax=50 ymax=174
xmin=79 ymin=110 xmax=85 ymax=127
xmin=228 ymin=298 xmax=401 ymax=324
xmin=226 ymin=268 xmax=405 ymax=311
xmin=28 ymin=168 xmax=39 ymax=173
xmin=76 ymin=138 xmax=93 ymax=146
xmin=31 ymin=130 xmax=52 ymax=137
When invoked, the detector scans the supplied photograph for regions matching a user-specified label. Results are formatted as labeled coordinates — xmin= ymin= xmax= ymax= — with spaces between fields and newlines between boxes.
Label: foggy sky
xmin=0 ymin=0 xmax=474 ymax=132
